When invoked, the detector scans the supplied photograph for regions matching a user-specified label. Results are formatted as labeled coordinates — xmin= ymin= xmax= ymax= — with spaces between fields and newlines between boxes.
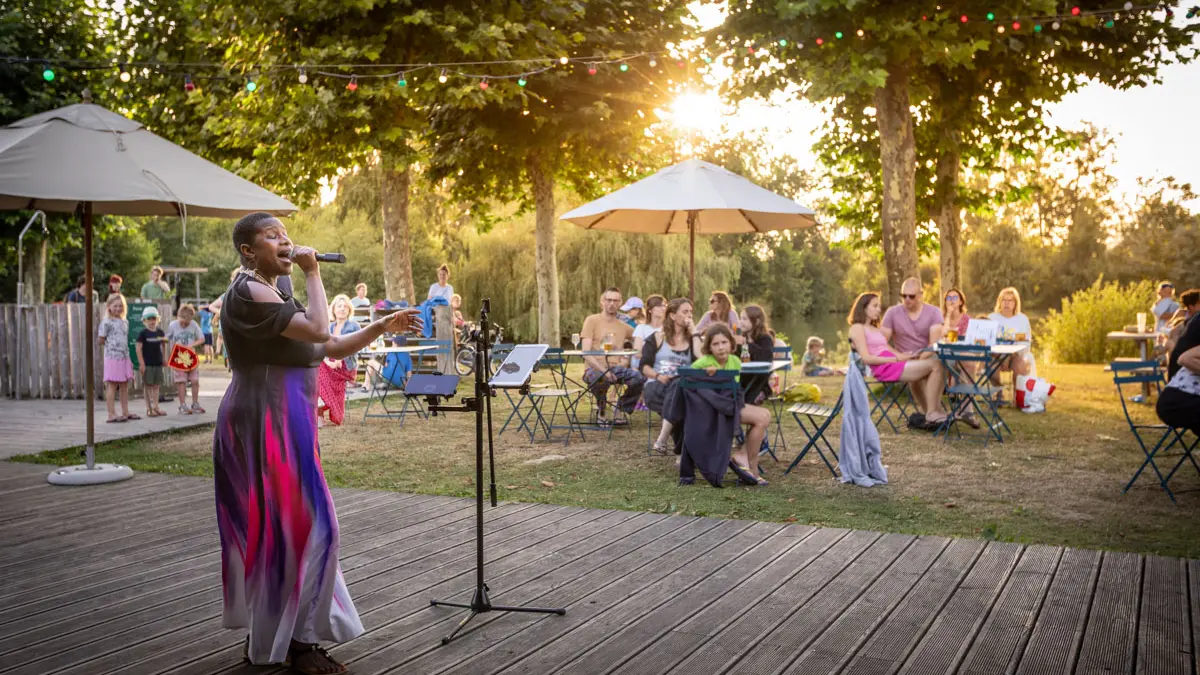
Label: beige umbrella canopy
xmin=560 ymin=158 xmax=817 ymax=298
xmin=0 ymin=98 xmax=296 ymax=484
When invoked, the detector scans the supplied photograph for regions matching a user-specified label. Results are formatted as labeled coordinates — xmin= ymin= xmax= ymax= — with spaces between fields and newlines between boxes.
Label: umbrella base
xmin=47 ymin=464 xmax=135 ymax=486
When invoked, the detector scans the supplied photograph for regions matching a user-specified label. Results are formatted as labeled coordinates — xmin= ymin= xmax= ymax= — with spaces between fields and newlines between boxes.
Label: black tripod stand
xmin=428 ymin=299 xmax=565 ymax=645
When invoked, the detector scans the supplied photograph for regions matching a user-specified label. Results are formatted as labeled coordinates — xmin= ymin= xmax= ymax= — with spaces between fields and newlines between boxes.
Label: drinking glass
xmin=571 ymin=333 xmax=580 ymax=350
xmin=946 ymin=328 xmax=958 ymax=342
xmin=602 ymin=333 xmax=614 ymax=353
xmin=1136 ymin=312 xmax=1147 ymax=333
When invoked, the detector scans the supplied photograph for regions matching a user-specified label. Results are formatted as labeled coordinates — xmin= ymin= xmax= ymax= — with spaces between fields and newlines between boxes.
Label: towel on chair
xmin=838 ymin=364 xmax=888 ymax=487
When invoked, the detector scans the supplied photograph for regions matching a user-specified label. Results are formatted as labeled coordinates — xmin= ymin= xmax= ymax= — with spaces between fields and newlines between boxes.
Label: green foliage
xmin=1108 ymin=177 xmax=1200 ymax=290
xmin=455 ymin=214 xmax=739 ymax=344
xmin=1040 ymin=279 xmax=1156 ymax=364
xmin=963 ymin=221 xmax=1045 ymax=312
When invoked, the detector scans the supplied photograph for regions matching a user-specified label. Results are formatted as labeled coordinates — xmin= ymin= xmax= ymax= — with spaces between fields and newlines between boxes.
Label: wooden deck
xmin=0 ymin=460 xmax=1194 ymax=675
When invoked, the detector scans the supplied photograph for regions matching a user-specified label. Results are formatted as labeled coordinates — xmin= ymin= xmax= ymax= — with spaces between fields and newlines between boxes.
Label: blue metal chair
xmin=762 ymin=345 xmax=794 ymax=461
xmin=786 ymin=391 xmax=843 ymax=478
xmin=674 ymin=368 xmax=745 ymax=484
xmin=849 ymin=347 xmax=913 ymax=433
xmin=934 ymin=343 xmax=1008 ymax=445
xmin=524 ymin=348 xmax=586 ymax=445
xmin=1112 ymin=360 xmax=1199 ymax=504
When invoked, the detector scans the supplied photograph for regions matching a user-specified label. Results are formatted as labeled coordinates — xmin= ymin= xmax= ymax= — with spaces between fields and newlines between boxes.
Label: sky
xmin=683 ymin=3 xmax=1200 ymax=206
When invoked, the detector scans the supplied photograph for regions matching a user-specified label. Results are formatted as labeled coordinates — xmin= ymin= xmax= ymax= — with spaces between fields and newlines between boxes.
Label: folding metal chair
xmin=361 ymin=352 xmax=411 ymax=424
xmin=849 ymin=347 xmax=912 ymax=433
xmin=1112 ymin=360 xmax=1200 ymax=504
xmin=786 ymin=393 xmax=843 ymax=478
xmin=934 ymin=343 xmax=1007 ymax=446
xmin=762 ymin=345 xmax=794 ymax=462
xmin=396 ymin=339 xmax=453 ymax=424
xmin=524 ymin=348 xmax=586 ymax=445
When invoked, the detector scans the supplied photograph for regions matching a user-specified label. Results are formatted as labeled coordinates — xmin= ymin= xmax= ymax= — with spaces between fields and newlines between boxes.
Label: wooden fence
xmin=0 ymin=303 xmax=172 ymax=399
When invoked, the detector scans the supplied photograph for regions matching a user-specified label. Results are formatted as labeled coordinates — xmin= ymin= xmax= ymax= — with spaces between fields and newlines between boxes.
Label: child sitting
xmin=802 ymin=336 xmax=843 ymax=377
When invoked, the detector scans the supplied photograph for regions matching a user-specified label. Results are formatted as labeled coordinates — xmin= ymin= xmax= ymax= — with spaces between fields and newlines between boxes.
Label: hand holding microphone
xmin=288 ymin=246 xmax=346 ymax=274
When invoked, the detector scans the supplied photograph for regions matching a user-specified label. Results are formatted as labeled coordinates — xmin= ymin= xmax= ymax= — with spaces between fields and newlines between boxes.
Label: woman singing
xmin=215 ymin=212 xmax=420 ymax=673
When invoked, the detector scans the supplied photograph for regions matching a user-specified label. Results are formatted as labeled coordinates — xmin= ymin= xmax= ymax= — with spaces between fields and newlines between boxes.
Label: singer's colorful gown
xmin=213 ymin=274 xmax=363 ymax=665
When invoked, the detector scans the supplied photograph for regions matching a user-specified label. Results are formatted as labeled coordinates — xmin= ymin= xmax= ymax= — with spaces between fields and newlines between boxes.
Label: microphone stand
xmin=428 ymin=299 xmax=565 ymax=645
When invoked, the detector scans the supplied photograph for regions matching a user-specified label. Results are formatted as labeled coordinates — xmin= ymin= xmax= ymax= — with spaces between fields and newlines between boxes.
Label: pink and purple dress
xmin=213 ymin=274 xmax=363 ymax=665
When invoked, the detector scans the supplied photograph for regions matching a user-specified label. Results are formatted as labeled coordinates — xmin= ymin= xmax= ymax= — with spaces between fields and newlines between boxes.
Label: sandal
xmin=652 ymin=441 xmax=669 ymax=456
xmin=125 ymin=413 xmax=141 ymax=420
xmin=106 ymin=416 xmax=127 ymax=423
xmin=286 ymin=643 xmax=348 ymax=675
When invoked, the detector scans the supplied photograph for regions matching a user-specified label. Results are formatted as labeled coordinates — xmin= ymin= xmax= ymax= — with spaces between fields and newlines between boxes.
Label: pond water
xmin=773 ymin=311 xmax=848 ymax=353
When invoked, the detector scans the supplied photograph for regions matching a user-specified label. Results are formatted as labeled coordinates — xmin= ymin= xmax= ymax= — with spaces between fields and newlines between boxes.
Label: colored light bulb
xmin=517 ymin=77 xmax=526 ymax=87
xmin=619 ymin=63 xmax=629 ymax=71
xmin=42 ymin=67 xmax=55 ymax=81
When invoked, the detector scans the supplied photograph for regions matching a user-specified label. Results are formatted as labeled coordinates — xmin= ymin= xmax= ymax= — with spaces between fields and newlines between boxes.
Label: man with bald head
xmin=881 ymin=277 xmax=944 ymax=412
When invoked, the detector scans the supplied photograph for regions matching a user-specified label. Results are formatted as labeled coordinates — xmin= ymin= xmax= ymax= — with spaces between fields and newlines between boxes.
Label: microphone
xmin=288 ymin=250 xmax=346 ymax=264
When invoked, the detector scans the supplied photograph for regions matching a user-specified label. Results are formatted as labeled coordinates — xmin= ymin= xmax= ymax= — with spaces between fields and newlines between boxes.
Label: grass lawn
xmin=12 ymin=363 xmax=1200 ymax=558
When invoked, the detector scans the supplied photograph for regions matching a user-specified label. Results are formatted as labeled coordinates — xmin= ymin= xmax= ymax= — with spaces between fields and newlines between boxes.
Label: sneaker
xmin=179 ymin=405 xmax=193 ymax=415
xmin=190 ymin=402 xmax=206 ymax=414
xmin=596 ymin=417 xmax=612 ymax=429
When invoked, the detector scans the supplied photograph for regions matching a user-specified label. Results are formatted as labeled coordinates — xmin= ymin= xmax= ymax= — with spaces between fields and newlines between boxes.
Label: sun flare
xmin=667 ymin=91 xmax=725 ymax=135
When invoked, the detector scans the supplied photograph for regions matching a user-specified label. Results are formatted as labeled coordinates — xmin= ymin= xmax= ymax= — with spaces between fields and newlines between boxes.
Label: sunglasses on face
xmin=901 ymin=293 xmax=919 ymax=300
xmin=946 ymin=295 xmax=959 ymax=301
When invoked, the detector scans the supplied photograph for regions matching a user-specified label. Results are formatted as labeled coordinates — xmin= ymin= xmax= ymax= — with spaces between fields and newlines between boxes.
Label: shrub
xmin=1039 ymin=278 xmax=1156 ymax=364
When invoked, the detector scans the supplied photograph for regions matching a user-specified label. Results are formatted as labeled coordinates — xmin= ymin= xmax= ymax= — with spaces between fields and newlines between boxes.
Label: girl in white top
xmin=631 ymin=295 xmax=666 ymax=369
xmin=427 ymin=264 xmax=454 ymax=303
xmin=988 ymin=286 xmax=1035 ymax=379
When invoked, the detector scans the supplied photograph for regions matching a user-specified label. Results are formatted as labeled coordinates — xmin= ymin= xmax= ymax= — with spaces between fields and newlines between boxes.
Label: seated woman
xmin=1158 ymin=309 xmax=1200 ymax=435
xmin=641 ymin=298 xmax=696 ymax=454
xmin=737 ymin=304 xmax=775 ymax=405
xmin=693 ymin=323 xmax=771 ymax=485
xmin=847 ymin=291 xmax=949 ymax=426
xmin=317 ymin=294 xmax=361 ymax=426
xmin=941 ymin=287 xmax=970 ymax=339
xmin=631 ymin=295 xmax=666 ymax=372
xmin=696 ymin=290 xmax=739 ymax=333
xmin=988 ymin=287 xmax=1035 ymax=391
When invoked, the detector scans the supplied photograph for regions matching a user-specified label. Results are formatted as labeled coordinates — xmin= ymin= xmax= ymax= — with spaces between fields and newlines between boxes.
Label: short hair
xmin=806 ymin=336 xmax=824 ymax=350
xmin=994 ymin=287 xmax=1022 ymax=315
xmin=700 ymin=322 xmax=735 ymax=356
xmin=1181 ymin=289 xmax=1200 ymax=308
xmin=150 ymin=265 xmax=164 ymax=276
xmin=108 ymin=274 xmax=123 ymax=284
xmin=847 ymin=292 xmax=881 ymax=327
xmin=602 ymin=286 xmax=621 ymax=297
xmin=76 ymin=275 xmax=88 ymax=288
xmin=232 ymin=212 xmax=281 ymax=265
xmin=178 ymin=303 xmax=196 ymax=317
xmin=355 ymin=282 xmax=368 ymax=292
xmin=901 ymin=277 xmax=922 ymax=292
xmin=329 ymin=294 xmax=353 ymax=317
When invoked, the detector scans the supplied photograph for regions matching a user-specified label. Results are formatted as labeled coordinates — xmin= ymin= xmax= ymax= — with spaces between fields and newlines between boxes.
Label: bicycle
xmin=454 ymin=322 xmax=505 ymax=376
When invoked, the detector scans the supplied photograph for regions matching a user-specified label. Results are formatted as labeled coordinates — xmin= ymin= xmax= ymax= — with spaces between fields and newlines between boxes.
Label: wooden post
xmin=687 ymin=210 xmax=697 ymax=302
xmin=83 ymin=203 xmax=95 ymax=467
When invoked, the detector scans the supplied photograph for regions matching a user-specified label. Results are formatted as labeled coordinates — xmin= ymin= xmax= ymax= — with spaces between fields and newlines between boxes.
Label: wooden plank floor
xmin=0 ymin=461 xmax=1195 ymax=675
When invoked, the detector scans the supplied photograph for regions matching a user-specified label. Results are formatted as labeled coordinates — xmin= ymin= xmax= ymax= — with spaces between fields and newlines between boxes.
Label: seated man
xmin=881 ymin=277 xmax=943 ymax=411
xmin=581 ymin=287 xmax=645 ymax=426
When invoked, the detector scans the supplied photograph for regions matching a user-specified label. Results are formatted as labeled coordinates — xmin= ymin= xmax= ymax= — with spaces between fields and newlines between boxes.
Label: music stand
xmin=427 ymin=303 xmax=564 ymax=645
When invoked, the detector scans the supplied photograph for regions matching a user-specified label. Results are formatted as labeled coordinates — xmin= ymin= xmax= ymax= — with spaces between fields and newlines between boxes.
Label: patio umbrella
xmin=0 ymin=96 xmax=296 ymax=485
xmin=560 ymin=158 xmax=817 ymax=299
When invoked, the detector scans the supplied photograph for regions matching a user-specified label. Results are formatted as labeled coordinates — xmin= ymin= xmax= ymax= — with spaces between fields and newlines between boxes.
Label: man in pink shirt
xmin=881 ymin=277 xmax=944 ymax=411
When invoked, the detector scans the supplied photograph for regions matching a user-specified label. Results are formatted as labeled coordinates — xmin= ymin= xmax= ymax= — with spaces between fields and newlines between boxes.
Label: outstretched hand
xmin=382 ymin=308 xmax=422 ymax=334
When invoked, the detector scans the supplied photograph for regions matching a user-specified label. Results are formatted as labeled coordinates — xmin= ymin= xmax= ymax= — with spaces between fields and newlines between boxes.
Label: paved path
xmin=0 ymin=460 xmax=1194 ymax=675
xmin=0 ymin=371 xmax=229 ymax=459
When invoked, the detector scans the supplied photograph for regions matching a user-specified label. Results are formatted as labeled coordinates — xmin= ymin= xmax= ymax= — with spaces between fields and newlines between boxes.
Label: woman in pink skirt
xmin=847 ymin=291 xmax=948 ymax=425
xmin=97 ymin=293 xmax=139 ymax=423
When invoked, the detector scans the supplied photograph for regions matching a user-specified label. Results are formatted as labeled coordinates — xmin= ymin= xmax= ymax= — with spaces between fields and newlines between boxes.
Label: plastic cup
xmin=1136 ymin=312 xmax=1147 ymax=333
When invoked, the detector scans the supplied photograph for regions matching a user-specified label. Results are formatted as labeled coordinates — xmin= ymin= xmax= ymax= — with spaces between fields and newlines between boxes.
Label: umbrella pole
xmin=47 ymin=202 xmax=133 ymax=486
xmin=84 ymin=202 xmax=95 ymax=469
xmin=688 ymin=211 xmax=696 ymax=302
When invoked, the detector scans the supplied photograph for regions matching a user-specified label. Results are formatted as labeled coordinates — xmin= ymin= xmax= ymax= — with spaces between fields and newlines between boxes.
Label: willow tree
xmin=421 ymin=0 xmax=690 ymax=344
xmin=720 ymin=1 xmax=1197 ymax=300
xmin=115 ymin=0 xmax=563 ymax=302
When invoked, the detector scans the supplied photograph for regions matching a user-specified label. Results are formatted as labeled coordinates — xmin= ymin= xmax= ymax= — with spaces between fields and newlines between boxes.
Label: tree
xmin=720 ymin=1 xmax=1197 ymax=301
xmin=115 ymin=0 xmax=560 ymax=302
xmin=421 ymin=0 xmax=690 ymax=344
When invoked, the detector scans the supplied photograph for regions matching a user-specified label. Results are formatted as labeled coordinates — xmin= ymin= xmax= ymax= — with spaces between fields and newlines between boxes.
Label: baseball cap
xmin=620 ymin=297 xmax=644 ymax=312
xmin=141 ymin=306 xmax=160 ymax=320
xmin=1159 ymin=281 xmax=1174 ymax=289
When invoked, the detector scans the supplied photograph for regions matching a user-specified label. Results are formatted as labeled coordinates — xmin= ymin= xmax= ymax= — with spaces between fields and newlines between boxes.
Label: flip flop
xmin=125 ymin=414 xmax=141 ymax=420
xmin=106 ymin=416 xmax=127 ymax=423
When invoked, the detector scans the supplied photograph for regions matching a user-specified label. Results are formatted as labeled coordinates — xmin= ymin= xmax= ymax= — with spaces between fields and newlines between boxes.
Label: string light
xmin=559 ymin=56 xmax=569 ymax=65
xmin=1034 ymin=23 xmax=1043 ymax=31
xmin=587 ymin=64 xmax=597 ymax=75
xmin=1052 ymin=20 xmax=1061 ymax=29
xmin=856 ymin=29 xmax=864 ymax=37
xmin=961 ymin=14 xmax=969 ymax=23
xmin=835 ymin=31 xmax=844 ymax=39
xmin=1071 ymin=6 xmax=1081 ymax=15
xmin=619 ymin=63 xmax=629 ymax=71
xmin=997 ymin=25 xmax=1005 ymax=33
xmin=648 ymin=57 xmax=657 ymax=66
xmin=397 ymin=74 xmax=407 ymax=87
xmin=297 ymin=68 xmax=307 ymax=84
xmin=346 ymin=76 xmax=357 ymax=91
xmin=478 ymin=78 xmax=488 ymax=90
xmin=1012 ymin=21 xmax=1021 ymax=30
xmin=778 ymin=39 xmax=787 ymax=46
xmin=184 ymin=74 xmax=194 ymax=92
xmin=816 ymin=37 xmax=824 ymax=45
xmin=1124 ymin=1 xmax=1132 ymax=7
xmin=245 ymin=77 xmax=257 ymax=92
xmin=1105 ymin=18 xmax=1115 ymax=27
xmin=118 ymin=64 xmax=131 ymax=82
xmin=42 ymin=65 xmax=54 ymax=81
xmin=517 ymin=77 xmax=526 ymax=87
xmin=987 ymin=12 xmax=996 ymax=20
xmin=438 ymin=69 xmax=448 ymax=84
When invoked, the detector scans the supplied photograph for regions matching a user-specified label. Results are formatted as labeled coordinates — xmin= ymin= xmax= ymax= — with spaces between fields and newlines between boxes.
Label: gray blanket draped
xmin=838 ymin=364 xmax=888 ymax=487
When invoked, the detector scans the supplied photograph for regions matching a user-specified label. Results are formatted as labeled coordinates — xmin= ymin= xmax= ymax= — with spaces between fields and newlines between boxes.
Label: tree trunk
xmin=380 ymin=162 xmax=415 ymax=303
xmin=873 ymin=63 xmax=921 ymax=303
xmin=20 ymin=239 xmax=47 ymax=304
xmin=933 ymin=140 xmax=963 ymax=293
xmin=527 ymin=152 xmax=560 ymax=346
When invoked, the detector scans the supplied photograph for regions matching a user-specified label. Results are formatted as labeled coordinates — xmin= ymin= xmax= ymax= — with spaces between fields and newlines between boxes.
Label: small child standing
xmin=135 ymin=306 xmax=168 ymax=417
xmin=801 ymin=336 xmax=842 ymax=377
xmin=167 ymin=303 xmax=207 ymax=414
xmin=98 ymin=294 xmax=138 ymax=422
xmin=198 ymin=305 xmax=215 ymax=363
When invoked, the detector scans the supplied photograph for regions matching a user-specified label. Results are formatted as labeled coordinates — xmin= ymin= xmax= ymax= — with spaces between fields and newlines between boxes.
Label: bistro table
xmin=936 ymin=341 xmax=1029 ymax=441
xmin=1106 ymin=331 xmax=1159 ymax=399
xmin=560 ymin=349 xmax=639 ymax=426
xmin=360 ymin=345 xmax=437 ymax=422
